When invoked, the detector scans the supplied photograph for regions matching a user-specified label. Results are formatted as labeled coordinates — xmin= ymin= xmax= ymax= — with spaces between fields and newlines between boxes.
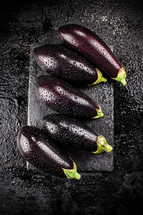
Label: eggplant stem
xmin=92 ymin=105 xmax=104 ymax=119
xmin=62 ymin=161 xmax=81 ymax=180
xmin=88 ymin=69 xmax=108 ymax=86
xmin=113 ymin=67 xmax=127 ymax=86
xmin=93 ymin=135 xmax=113 ymax=154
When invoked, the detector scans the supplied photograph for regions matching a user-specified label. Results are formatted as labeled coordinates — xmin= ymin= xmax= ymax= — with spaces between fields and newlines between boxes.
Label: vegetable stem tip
xmin=88 ymin=69 xmax=107 ymax=86
xmin=113 ymin=67 xmax=127 ymax=86
xmin=62 ymin=161 xmax=81 ymax=180
xmin=92 ymin=106 xmax=104 ymax=119
xmin=93 ymin=135 xmax=113 ymax=154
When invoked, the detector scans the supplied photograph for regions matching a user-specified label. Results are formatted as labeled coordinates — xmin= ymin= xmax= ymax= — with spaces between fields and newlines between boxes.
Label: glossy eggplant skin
xmin=17 ymin=126 xmax=74 ymax=178
xmin=43 ymin=114 xmax=98 ymax=151
xmin=36 ymin=75 xmax=103 ymax=119
xmin=58 ymin=24 xmax=127 ymax=85
xmin=33 ymin=44 xmax=100 ymax=85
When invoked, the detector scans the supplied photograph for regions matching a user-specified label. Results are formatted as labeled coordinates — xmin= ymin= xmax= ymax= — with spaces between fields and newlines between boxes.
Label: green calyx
xmin=92 ymin=105 xmax=104 ymax=119
xmin=88 ymin=69 xmax=108 ymax=86
xmin=62 ymin=161 xmax=81 ymax=180
xmin=113 ymin=67 xmax=127 ymax=86
xmin=93 ymin=135 xmax=113 ymax=154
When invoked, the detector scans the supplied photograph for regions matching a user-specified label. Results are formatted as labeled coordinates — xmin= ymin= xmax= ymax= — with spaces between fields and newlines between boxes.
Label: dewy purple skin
xmin=17 ymin=126 xmax=81 ymax=179
xmin=43 ymin=114 xmax=113 ymax=153
xmin=33 ymin=44 xmax=107 ymax=86
xmin=58 ymin=24 xmax=127 ymax=86
xmin=36 ymin=75 xmax=104 ymax=119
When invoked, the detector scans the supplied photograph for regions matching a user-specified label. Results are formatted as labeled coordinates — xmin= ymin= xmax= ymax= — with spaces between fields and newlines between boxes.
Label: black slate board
xmin=28 ymin=41 xmax=114 ymax=172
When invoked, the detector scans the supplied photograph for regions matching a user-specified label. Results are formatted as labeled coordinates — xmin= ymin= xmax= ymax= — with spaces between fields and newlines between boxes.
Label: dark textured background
xmin=0 ymin=0 xmax=143 ymax=214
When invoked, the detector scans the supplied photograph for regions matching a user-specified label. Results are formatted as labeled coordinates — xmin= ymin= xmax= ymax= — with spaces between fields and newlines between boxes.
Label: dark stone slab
xmin=28 ymin=40 xmax=114 ymax=172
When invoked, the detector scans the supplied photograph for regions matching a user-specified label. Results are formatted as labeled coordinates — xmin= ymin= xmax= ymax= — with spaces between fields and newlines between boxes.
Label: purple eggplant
xmin=58 ymin=24 xmax=127 ymax=86
xmin=43 ymin=114 xmax=113 ymax=154
xmin=17 ymin=126 xmax=81 ymax=179
xmin=33 ymin=44 xmax=107 ymax=86
xmin=36 ymin=75 xmax=103 ymax=119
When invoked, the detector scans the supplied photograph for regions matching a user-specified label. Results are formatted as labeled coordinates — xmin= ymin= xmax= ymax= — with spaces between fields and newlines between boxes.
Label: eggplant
xmin=17 ymin=126 xmax=81 ymax=179
xmin=33 ymin=44 xmax=107 ymax=85
xmin=58 ymin=24 xmax=127 ymax=86
xmin=43 ymin=114 xmax=113 ymax=154
xmin=36 ymin=75 xmax=103 ymax=119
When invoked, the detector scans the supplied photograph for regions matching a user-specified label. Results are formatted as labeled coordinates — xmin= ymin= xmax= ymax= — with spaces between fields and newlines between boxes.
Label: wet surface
xmin=0 ymin=0 xmax=143 ymax=214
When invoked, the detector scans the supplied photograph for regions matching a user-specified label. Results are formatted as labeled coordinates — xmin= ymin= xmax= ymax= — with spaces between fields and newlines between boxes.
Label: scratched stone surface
xmin=0 ymin=0 xmax=143 ymax=214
